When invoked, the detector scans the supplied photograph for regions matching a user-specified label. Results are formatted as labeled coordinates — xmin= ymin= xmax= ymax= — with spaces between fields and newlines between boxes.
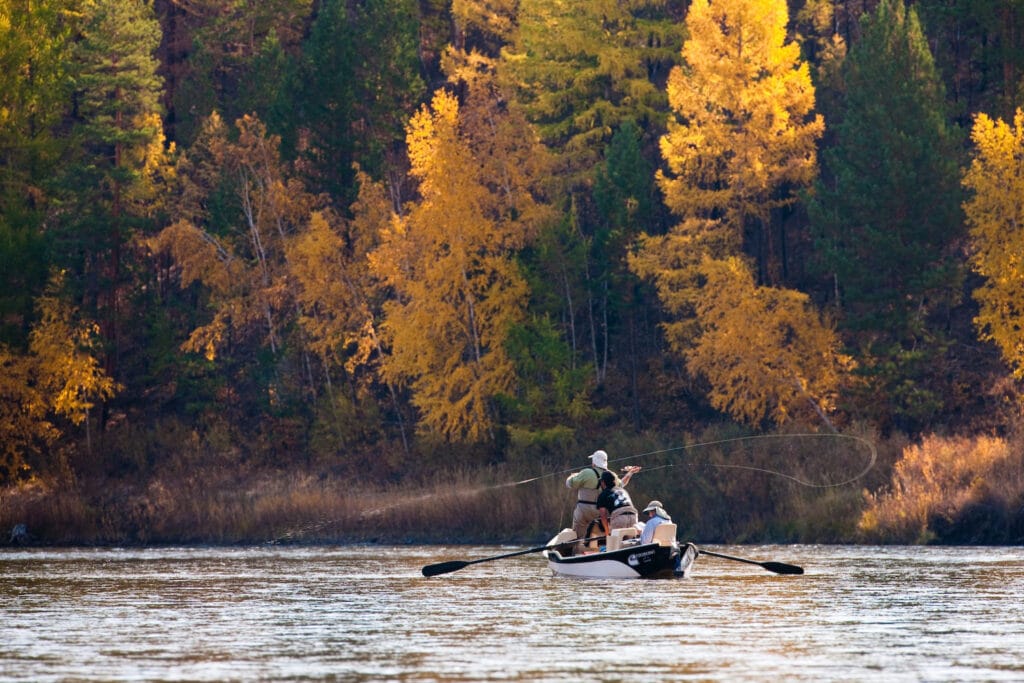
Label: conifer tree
xmin=656 ymin=0 xmax=824 ymax=284
xmin=592 ymin=120 xmax=663 ymax=411
xmin=369 ymin=81 xmax=550 ymax=442
xmin=963 ymin=109 xmax=1024 ymax=377
xmin=58 ymin=0 xmax=166 ymax=383
xmin=687 ymin=257 xmax=850 ymax=428
xmin=500 ymin=2 xmax=683 ymax=400
xmin=0 ymin=0 xmax=71 ymax=347
xmin=501 ymin=0 xmax=684 ymax=188
xmin=290 ymin=0 xmax=424 ymax=204
xmin=631 ymin=0 xmax=845 ymax=429
xmin=170 ymin=0 xmax=311 ymax=144
xmin=808 ymin=0 xmax=964 ymax=429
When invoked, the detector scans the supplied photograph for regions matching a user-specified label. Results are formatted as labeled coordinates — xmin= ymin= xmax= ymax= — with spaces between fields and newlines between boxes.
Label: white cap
xmin=589 ymin=450 xmax=608 ymax=469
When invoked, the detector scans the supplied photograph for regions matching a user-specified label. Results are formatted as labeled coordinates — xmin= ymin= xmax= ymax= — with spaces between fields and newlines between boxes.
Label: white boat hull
xmin=542 ymin=533 xmax=698 ymax=579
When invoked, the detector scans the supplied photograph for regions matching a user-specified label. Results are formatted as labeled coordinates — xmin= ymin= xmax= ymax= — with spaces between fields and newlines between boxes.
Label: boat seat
xmin=553 ymin=528 xmax=576 ymax=544
xmin=606 ymin=526 xmax=638 ymax=551
xmin=652 ymin=522 xmax=677 ymax=546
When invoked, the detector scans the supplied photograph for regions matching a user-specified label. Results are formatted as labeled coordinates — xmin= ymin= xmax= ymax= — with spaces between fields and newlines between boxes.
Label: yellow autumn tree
xmin=1 ymin=270 xmax=124 ymax=481
xmin=29 ymin=275 xmax=119 ymax=428
xmin=0 ymin=271 xmax=120 ymax=481
xmin=963 ymin=109 xmax=1024 ymax=377
xmin=287 ymin=169 xmax=391 ymax=376
xmin=629 ymin=217 xmax=739 ymax=353
xmin=369 ymin=84 xmax=548 ymax=442
xmin=630 ymin=0 xmax=846 ymax=428
xmin=687 ymin=258 xmax=851 ymax=428
xmin=0 ymin=346 xmax=54 ymax=482
xmin=148 ymin=113 xmax=316 ymax=361
xmin=657 ymin=0 xmax=823 ymax=282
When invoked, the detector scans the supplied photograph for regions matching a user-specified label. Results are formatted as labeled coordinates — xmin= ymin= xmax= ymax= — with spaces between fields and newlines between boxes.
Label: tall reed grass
xmin=7 ymin=424 xmax=1016 ymax=546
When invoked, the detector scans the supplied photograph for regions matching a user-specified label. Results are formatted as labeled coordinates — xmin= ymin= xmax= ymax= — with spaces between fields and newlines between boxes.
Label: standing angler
xmin=565 ymin=449 xmax=639 ymax=553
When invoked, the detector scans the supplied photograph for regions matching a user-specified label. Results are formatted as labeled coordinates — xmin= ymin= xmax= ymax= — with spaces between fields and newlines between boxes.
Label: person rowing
xmin=596 ymin=470 xmax=639 ymax=540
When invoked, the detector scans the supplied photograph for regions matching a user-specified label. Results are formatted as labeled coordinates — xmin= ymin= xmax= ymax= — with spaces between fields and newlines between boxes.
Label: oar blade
xmin=761 ymin=561 xmax=804 ymax=575
xmin=422 ymin=560 xmax=470 ymax=577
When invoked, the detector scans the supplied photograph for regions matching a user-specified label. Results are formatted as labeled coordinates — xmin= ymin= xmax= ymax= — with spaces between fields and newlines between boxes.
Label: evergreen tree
xmin=499 ymin=1 xmax=683 ymax=408
xmin=57 ymin=0 xmax=166 ymax=382
xmin=0 ymin=0 xmax=75 ymax=347
xmin=170 ymin=0 xmax=312 ymax=145
xmin=501 ymin=0 xmax=684 ymax=190
xmin=289 ymin=0 xmax=424 ymax=204
xmin=592 ymin=120 xmax=662 ymax=421
xmin=914 ymin=0 xmax=1024 ymax=124
xmin=808 ymin=0 xmax=964 ymax=431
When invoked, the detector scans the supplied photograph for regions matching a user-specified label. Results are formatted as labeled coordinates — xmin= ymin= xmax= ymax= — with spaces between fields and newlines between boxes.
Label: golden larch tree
xmin=286 ymin=168 xmax=394 ymax=381
xmin=658 ymin=0 xmax=823 ymax=282
xmin=631 ymin=0 xmax=846 ymax=428
xmin=687 ymin=258 xmax=851 ymax=428
xmin=369 ymin=82 xmax=549 ymax=442
xmin=963 ymin=109 xmax=1024 ymax=377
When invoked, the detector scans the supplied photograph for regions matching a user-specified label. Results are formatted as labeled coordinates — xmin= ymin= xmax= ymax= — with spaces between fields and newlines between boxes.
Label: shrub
xmin=857 ymin=434 xmax=1015 ymax=543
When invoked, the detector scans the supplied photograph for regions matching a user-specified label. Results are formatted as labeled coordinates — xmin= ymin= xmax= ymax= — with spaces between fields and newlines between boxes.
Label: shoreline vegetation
xmin=7 ymin=0 xmax=1024 ymax=556
xmin=5 ymin=425 xmax=1023 ymax=548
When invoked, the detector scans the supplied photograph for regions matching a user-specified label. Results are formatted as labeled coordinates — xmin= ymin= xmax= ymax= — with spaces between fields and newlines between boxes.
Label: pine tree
xmin=288 ymin=0 xmax=424 ymax=204
xmin=57 ymin=0 xmax=166 ymax=383
xmin=808 ymin=0 xmax=964 ymax=430
xmin=0 ymin=0 xmax=75 ymax=347
xmin=592 ymin=120 xmax=663 ymax=416
xmin=168 ymin=0 xmax=311 ymax=145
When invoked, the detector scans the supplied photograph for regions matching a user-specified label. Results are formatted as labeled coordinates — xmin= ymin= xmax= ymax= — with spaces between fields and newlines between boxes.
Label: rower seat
xmin=606 ymin=526 xmax=638 ymax=551
xmin=652 ymin=522 xmax=677 ymax=546
xmin=553 ymin=528 xmax=576 ymax=544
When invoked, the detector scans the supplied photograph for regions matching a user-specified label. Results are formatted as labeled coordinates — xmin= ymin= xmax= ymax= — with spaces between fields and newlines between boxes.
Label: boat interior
xmin=551 ymin=522 xmax=679 ymax=555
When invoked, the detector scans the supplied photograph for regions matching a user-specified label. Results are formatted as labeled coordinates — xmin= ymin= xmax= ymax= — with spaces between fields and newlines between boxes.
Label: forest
xmin=3 ymin=0 xmax=1024 ymax=547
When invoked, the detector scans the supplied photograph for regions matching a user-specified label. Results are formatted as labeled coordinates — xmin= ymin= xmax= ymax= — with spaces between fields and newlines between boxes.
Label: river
xmin=2 ymin=544 xmax=1023 ymax=681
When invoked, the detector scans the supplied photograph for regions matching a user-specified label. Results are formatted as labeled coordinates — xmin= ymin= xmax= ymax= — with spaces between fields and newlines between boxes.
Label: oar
xmin=422 ymin=535 xmax=606 ymax=577
xmin=699 ymin=549 xmax=804 ymax=575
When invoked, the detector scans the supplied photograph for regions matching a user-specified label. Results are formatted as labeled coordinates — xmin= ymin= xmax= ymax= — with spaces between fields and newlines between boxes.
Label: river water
xmin=2 ymin=544 xmax=1023 ymax=681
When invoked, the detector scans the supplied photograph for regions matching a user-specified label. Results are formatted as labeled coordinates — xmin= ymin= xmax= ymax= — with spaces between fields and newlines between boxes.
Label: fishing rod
xmin=274 ymin=432 xmax=877 ymax=540
xmin=506 ymin=432 xmax=877 ymax=490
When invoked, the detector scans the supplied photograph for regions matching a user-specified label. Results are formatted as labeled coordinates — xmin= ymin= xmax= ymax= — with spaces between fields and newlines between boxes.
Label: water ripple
xmin=2 ymin=545 xmax=1024 ymax=681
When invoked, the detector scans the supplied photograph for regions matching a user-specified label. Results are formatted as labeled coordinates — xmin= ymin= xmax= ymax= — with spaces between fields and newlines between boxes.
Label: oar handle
xmin=421 ymin=534 xmax=606 ymax=577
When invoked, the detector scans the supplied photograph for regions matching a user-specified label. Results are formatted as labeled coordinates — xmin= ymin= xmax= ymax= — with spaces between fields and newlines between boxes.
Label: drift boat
xmin=420 ymin=528 xmax=802 ymax=578
xmin=542 ymin=523 xmax=698 ymax=579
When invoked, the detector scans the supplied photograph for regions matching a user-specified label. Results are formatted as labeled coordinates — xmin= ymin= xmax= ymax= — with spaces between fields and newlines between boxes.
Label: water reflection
xmin=2 ymin=545 xmax=1023 ymax=681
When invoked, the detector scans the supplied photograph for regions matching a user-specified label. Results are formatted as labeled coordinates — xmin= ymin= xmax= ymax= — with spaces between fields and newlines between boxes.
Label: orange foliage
xmin=687 ymin=257 xmax=852 ymax=428
xmin=858 ymin=434 xmax=1013 ymax=543
xmin=148 ymin=113 xmax=317 ymax=361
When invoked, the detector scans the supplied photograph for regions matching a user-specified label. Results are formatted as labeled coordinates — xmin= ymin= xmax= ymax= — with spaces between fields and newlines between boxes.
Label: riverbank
xmin=5 ymin=428 xmax=1024 ymax=547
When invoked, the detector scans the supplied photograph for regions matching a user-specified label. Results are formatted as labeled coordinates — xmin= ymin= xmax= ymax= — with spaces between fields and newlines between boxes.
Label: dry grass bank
xmin=0 ymin=465 xmax=573 ymax=546
xmin=5 ymin=425 xmax=1020 ymax=546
